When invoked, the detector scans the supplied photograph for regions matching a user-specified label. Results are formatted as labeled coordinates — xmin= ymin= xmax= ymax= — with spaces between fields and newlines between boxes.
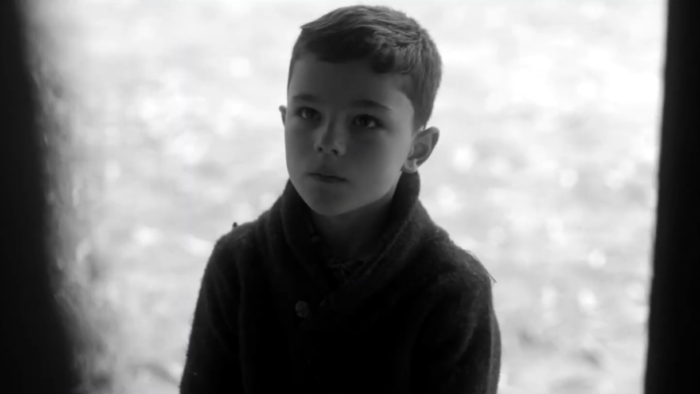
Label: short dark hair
xmin=286 ymin=5 xmax=442 ymax=130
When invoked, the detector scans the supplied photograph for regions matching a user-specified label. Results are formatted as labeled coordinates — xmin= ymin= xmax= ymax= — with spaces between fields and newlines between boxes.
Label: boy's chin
xmin=299 ymin=188 xmax=369 ymax=217
xmin=292 ymin=176 xmax=396 ymax=218
xmin=290 ymin=176 xmax=354 ymax=217
xmin=303 ymin=197 xmax=357 ymax=217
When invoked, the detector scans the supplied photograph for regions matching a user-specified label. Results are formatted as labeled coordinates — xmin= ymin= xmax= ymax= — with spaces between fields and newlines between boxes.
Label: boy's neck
xmin=310 ymin=183 xmax=397 ymax=261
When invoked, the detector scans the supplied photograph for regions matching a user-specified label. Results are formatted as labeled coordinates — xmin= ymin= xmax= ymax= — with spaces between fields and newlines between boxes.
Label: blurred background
xmin=25 ymin=0 xmax=663 ymax=393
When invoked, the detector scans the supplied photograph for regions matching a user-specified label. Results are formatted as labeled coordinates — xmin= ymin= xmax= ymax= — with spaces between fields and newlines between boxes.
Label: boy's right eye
xmin=297 ymin=107 xmax=320 ymax=120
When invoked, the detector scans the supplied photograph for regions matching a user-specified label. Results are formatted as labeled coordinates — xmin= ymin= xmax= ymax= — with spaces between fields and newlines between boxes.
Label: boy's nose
xmin=314 ymin=123 xmax=346 ymax=156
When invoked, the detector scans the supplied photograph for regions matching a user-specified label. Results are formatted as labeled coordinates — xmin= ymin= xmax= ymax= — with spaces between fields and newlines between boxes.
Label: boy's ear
xmin=402 ymin=126 xmax=440 ymax=173
xmin=279 ymin=105 xmax=287 ymax=126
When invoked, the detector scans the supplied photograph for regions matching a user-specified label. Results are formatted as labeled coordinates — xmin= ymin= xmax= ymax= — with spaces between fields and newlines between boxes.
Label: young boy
xmin=180 ymin=5 xmax=501 ymax=394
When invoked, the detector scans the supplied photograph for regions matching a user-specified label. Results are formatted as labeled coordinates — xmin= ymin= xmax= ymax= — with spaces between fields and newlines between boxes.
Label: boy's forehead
xmin=288 ymin=55 xmax=412 ymax=107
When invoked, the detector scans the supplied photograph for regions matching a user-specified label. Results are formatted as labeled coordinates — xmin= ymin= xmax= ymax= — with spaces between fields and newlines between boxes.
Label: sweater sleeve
xmin=411 ymin=274 xmax=501 ymax=394
xmin=180 ymin=236 xmax=243 ymax=394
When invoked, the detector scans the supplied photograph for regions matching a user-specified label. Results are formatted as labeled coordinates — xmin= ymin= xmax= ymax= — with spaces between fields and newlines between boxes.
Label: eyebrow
xmin=292 ymin=93 xmax=392 ymax=111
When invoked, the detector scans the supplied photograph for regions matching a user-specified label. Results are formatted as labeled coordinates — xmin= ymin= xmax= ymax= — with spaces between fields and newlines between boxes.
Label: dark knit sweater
xmin=302 ymin=208 xmax=380 ymax=289
xmin=180 ymin=172 xmax=501 ymax=394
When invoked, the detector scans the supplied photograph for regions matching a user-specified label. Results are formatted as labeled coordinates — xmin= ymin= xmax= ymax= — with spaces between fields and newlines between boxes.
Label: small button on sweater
xmin=180 ymin=172 xmax=501 ymax=394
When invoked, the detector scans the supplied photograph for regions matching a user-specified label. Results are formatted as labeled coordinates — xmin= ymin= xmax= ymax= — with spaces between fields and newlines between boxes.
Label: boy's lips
xmin=308 ymin=171 xmax=347 ymax=182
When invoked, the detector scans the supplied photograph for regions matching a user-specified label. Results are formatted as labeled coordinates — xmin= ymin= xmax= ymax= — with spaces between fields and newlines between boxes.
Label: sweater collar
xmin=278 ymin=171 xmax=435 ymax=322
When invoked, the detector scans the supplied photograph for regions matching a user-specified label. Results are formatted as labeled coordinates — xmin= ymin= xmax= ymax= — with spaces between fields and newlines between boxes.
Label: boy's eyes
xmin=353 ymin=114 xmax=379 ymax=129
xmin=298 ymin=107 xmax=320 ymax=120
xmin=295 ymin=107 xmax=381 ymax=129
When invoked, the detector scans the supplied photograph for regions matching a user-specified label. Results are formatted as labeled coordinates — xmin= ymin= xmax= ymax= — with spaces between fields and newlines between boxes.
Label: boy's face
xmin=280 ymin=54 xmax=437 ymax=217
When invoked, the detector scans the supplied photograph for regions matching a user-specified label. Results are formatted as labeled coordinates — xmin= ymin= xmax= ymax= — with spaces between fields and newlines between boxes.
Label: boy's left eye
xmin=353 ymin=115 xmax=380 ymax=129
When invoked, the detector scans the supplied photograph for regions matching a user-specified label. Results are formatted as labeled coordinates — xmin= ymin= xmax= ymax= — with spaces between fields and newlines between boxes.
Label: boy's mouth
xmin=309 ymin=172 xmax=347 ymax=183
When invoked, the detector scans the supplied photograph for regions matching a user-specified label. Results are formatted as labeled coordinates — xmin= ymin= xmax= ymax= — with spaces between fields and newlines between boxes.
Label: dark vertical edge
xmin=0 ymin=1 xmax=80 ymax=393
xmin=645 ymin=1 xmax=700 ymax=393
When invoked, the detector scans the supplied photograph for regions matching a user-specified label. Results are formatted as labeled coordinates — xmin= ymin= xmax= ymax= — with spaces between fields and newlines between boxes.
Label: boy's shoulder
xmin=219 ymin=215 xmax=264 ymax=248
xmin=414 ymin=229 xmax=497 ymax=299
xmin=204 ymin=218 xmax=262 ymax=271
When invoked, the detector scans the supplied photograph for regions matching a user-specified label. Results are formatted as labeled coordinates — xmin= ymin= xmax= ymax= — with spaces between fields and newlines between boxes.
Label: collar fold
xmin=263 ymin=172 xmax=437 ymax=328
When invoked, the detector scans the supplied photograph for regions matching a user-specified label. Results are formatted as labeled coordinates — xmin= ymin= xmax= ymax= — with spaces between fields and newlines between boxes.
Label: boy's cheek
xmin=288 ymin=129 xmax=319 ymax=152
xmin=285 ymin=133 xmax=308 ymax=154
